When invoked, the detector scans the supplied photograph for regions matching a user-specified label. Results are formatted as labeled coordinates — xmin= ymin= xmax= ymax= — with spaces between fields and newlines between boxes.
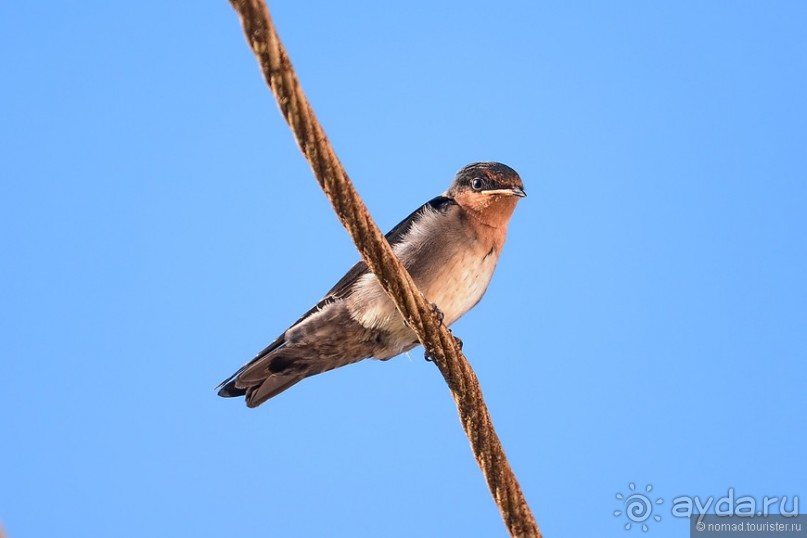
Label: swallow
xmin=217 ymin=162 xmax=526 ymax=407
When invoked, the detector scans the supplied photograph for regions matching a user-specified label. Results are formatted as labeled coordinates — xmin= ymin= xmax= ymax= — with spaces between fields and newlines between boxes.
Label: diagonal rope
xmin=227 ymin=2 xmax=541 ymax=536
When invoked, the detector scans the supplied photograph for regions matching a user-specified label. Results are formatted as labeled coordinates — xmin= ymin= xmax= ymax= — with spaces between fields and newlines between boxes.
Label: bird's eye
xmin=471 ymin=178 xmax=484 ymax=191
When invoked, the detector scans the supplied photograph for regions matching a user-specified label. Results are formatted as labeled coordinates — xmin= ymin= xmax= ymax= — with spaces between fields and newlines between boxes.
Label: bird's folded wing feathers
xmin=216 ymin=195 xmax=457 ymax=395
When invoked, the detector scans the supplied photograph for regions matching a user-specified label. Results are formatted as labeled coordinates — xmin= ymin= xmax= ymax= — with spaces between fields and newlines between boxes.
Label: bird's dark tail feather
xmin=217 ymin=381 xmax=247 ymax=398
xmin=216 ymin=341 xmax=319 ymax=408
xmin=217 ymin=371 xmax=303 ymax=408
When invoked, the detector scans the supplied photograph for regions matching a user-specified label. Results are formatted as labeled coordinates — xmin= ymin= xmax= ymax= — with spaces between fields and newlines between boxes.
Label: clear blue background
xmin=1 ymin=2 xmax=805 ymax=537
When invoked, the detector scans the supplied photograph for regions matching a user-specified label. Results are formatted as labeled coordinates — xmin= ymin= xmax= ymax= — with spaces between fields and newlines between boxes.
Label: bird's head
xmin=447 ymin=162 xmax=526 ymax=228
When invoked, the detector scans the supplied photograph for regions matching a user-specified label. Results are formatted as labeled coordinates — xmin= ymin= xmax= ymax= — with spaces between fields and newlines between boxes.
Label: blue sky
xmin=1 ymin=2 xmax=805 ymax=537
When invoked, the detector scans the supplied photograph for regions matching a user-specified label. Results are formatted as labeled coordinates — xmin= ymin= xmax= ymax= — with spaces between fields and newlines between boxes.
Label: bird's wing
xmin=290 ymin=194 xmax=459 ymax=318
xmin=275 ymin=194 xmax=457 ymax=334
xmin=217 ymin=195 xmax=456 ymax=397
xmin=323 ymin=195 xmax=457 ymax=300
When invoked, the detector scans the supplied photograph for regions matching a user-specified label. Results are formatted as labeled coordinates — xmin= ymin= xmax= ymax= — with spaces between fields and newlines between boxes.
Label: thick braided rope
xmin=228 ymin=2 xmax=541 ymax=536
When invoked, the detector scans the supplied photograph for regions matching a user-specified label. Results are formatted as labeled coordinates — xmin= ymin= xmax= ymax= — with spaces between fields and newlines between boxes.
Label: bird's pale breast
xmin=345 ymin=204 xmax=502 ymax=358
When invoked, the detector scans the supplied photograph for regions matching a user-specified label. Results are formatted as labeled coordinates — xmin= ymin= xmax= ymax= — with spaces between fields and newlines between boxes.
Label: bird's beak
xmin=483 ymin=187 xmax=527 ymax=198
xmin=511 ymin=186 xmax=527 ymax=198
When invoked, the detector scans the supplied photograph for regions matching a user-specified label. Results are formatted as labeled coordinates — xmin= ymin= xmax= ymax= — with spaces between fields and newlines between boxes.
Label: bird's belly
xmin=421 ymin=247 xmax=499 ymax=326
xmin=346 ymin=245 xmax=499 ymax=349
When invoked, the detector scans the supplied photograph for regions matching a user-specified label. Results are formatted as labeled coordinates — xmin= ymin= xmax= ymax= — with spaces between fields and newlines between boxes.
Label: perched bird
xmin=218 ymin=162 xmax=526 ymax=407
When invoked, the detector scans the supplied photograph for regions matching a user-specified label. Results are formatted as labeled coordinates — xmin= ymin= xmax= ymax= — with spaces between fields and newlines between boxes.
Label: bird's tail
xmin=217 ymin=337 xmax=356 ymax=407
xmin=217 ymin=373 xmax=303 ymax=408
xmin=217 ymin=342 xmax=307 ymax=407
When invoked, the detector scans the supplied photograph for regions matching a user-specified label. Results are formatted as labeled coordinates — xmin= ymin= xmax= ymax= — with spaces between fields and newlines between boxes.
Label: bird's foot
xmin=444 ymin=327 xmax=463 ymax=350
xmin=430 ymin=303 xmax=445 ymax=326
xmin=424 ymin=332 xmax=463 ymax=363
